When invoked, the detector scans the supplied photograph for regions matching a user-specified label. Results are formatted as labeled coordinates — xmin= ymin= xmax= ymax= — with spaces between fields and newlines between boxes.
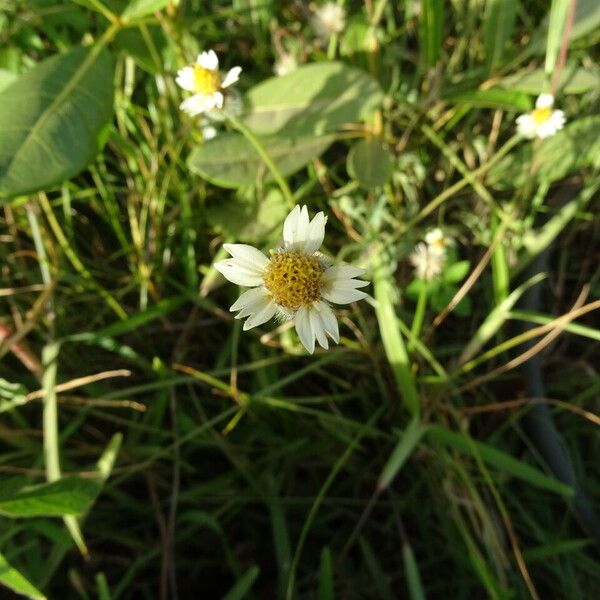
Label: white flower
xmin=176 ymin=50 xmax=242 ymax=117
xmin=214 ymin=205 xmax=369 ymax=354
xmin=311 ymin=2 xmax=346 ymax=39
xmin=516 ymin=93 xmax=566 ymax=139
xmin=409 ymin=229 xmax=451 ymax=280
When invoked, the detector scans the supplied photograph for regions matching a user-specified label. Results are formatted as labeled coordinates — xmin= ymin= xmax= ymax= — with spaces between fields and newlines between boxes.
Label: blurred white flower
xmin=201 ymin=123 xmax=218 ymax=140
xmin=214 ymin=205 xmax=368 ymax=353
xmin=516 ymin=93 xmax=566 ymax=139
xmin=274 ymin=53 xmax=298 ymax=77
xmin=176 ymin=50 xmax=241 ymax=116
xmin=410 ymin=229 xmax=451 ymax=280
xmin=312 ymin=2 xmax=346 ymax=39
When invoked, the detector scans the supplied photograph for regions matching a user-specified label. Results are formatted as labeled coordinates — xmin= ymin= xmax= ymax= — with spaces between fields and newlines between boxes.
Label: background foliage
xmin=1 ymin=0 xmax=599 ymax=598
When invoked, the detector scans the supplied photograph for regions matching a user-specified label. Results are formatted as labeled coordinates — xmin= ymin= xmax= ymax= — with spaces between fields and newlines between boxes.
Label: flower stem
xmin=408 ymin=281 xmax=428 ymax=353
xmin=226 ymin=113 xmax=295 ymax=208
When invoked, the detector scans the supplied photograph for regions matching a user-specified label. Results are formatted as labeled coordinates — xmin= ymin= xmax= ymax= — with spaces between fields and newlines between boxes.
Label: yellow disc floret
xmin=193 ymin=65 xmax=221 ymax=95
xmin=532 ymin=107 xmax=552 ymax=124
xmin=264 ymin=251 xmax=325 ymax=310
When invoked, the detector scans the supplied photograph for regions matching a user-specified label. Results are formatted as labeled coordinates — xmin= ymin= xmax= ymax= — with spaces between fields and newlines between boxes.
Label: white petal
xmin=326 ymin=278 xmax=369 ymax=290
xmin=213 ymin=91 xmax=224 ymax=108
xmin=323 ymin=265 xmax=366 ymax=281
xmin=301 ymin=211 xmax=327 ymax=254
xmin=242 ymin=299 xmax=277 ymax=330
xmin=309 ymin=306 xmax=328 ymax=350
xmin=550 ymin=110 xmax=566 ymax=128
xmin=321 ymin=286 xmax=368 ymax=304
xmin=222 ymin=66 xmax=242 ymax=88
xmin=314 ymin=300 xmax=339 ymax=344
xmin=180 ymin=94 xmax=219 ymax=116
xmin=536 ymin=93 xmax=554 ymax=109
xmin=283 ymin=205 xmax=310 ymax=250
xmin=197 ymin=50 xmax=219 ymax=71
xmin=295 ymin=306 xmax=316 ymax=353
xmin=214 ymin=259 xmax=264 ymax=287
xmin=516 ymin=114 xmax=536 ymax=139
xmin=175 ymin=66 xmax=196 ymax=91
xmin=223 ymin=243 xmax=268 ymax=270
xmin=230 ymin=286 xmax=270 ymax=312
xmin=537 ymin=121 xmax=558 ymax=139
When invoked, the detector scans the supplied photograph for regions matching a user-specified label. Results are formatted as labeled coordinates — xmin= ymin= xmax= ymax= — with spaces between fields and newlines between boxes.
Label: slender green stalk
xmin=226 ymin=114 xmax=295 ymax=208
xmin=372 ymin=250 xmax=420 ymax=415
xmin=409 ymin=281 xmax=428 ymax=353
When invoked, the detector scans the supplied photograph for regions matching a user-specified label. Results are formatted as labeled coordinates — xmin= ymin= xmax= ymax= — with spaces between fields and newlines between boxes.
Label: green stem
xmin=408 ymin=281 xmax=428 ymax=353
xmin=372 ymin=250 xmax=420 ymax=415
xmin=226 ymin=114 xmax=295 ymax=208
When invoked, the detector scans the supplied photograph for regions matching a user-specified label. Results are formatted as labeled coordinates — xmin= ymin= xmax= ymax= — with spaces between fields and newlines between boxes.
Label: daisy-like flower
xmin=214 ymin=206 xmax=369 ymax=354
xmin=311 ymin=2 xmax=346 ymax=40
xmin=516 ymin=93 xmax=566 ymax=139
xmin=409 ymin=229 xmax=451 ymax=280
xmin=176 ymin=50 xmax=241 ymax=117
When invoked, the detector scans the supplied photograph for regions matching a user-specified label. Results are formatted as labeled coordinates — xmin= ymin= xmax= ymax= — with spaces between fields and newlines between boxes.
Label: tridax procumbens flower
xmin=176 ymin=50 xmax=241 ymax=116
xmin=311 ymin=2 xmax=346 ymax=40
xmin=409 ymin=228 xmax=451 ymax=281
xmin=214 ymin=206 xmax=369 ymax=354
xmin=516 ymin=93 xmax=566 ymax=139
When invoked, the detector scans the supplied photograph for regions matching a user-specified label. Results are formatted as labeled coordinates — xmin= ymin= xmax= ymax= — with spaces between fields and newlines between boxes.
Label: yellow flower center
xmin=263 ymin=251 xmax=325 ymax=310
xmin=193 ymin=65 xmax=220 ymax=95
xmin=532 ymin=107 xmax=552 ymax=124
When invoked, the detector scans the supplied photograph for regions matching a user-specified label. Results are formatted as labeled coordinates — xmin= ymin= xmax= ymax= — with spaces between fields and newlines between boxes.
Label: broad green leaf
xmin=244 ymin=62 xmax=383 ymax=136
xmin=446 ymin=88 xmax=531 ymax=111
xmin=0 ymin=552 xmax=45 ymax=600
xmin=347 ymin=137 xmax=393 ymax=190
xmin=207 ymin=188 xmax=288 ymax=244
xmin=487 ymin=116 xmax=600 ymax=189
xmin=122 ymin=0 xmax=169 ymax=19
xmin=428 ymin=425 xmax=574 ymax=496
xmin=222 ymin=565 xmax=260 ymax=600
xmin=500 ymin=64 xmax=600 ymax=95
xmin=0 ymin=46 xmax=114 ymax=198
xmin=377 ymin=416 xmax=427 ymax=490
xmin=0 ymin=68 xmax=17 ymax=92
xmin=188 ymin=132 xmax=334 ymax=188
xmin=483 ymin=0 xmax=516 ymax=72
xmin=114 ymin=26 xmax=169 ymax=73
xmin=419 ymin=0 xmax=444 ymax=68
xmin=0 ymin=476 xmax=99 ymax=517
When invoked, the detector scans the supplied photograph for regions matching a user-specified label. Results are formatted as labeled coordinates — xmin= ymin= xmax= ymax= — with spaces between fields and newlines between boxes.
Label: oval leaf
xmin=0 ymin=46 xmax=114 ymax=198
xmin=244 ymin=62 xmax=383 ymax=136
xmin=187 ymin=132 xmax=334 ymax=188
xmin=347 ymin=137 xmax=393 ymax=190
xmin=0 ymin=552 xmax=45 ymax=600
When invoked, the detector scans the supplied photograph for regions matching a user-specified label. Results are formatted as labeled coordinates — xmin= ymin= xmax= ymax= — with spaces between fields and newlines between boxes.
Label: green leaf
xmin=0 ymin=552 xmax=45 ymax=600
xmin=0 ymin=68 xmax=17 ymax=92
xmin=318 ymin=547 xmax=334 ymax=600
xmin=244 ymin=62 xmax=383 ymax=136
xmin=403 ymin=543 xmax=426 ymax=600
xmin=114 ymin=26 xmax=168 ymax=73
xmin=122 ymin=0 xmax=169 ymax=19
xmin=483 ymin=0 xmax=517 ymax=73
xmin=419 ymin=0 xmax=444 ymax=68
xmin=446 ymin=88 xmax=531 ymax=111
xmin=487 ymin=116 xmax=600 ymax=189
xmin=187 ymin=132 xmax=334 ymax=189
xmin=0 ymin=46 xmax=114 ymax=198
xmin=222 ymin=565 xmax=260 ymax=600
xmin=347 ymin=137 xmax=393 ymax=190
xmin=500 ymin=64 xmax=600 ymax=95
xmin=569 ymin=0 xmax=600 ymax=42
xmin=377 ymin=416 xmax=427 ymax=491
xmin=428 ymin=425 xmax=574 ymax=496
xmin=443 ymin=260 xmax=470 ymax=284
xmin=0 ymin=476 xmax=99 ymax=517
xmin=207 ymin=188 xmax=289 ymax=244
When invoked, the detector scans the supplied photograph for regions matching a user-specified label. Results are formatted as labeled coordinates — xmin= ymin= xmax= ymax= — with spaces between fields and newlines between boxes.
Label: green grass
xmin=1 ymin=0 xmax=600 ymax=598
